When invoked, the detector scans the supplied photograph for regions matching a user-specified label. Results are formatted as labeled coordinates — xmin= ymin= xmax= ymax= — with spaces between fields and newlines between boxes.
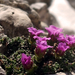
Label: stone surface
xmin=13 ymin=0 xmax=28 ymax=4
xmin=0 ymin=4 xmax=33 ymax=38
xmin=27 ymin=9 xmax=41 ymax=29
xmin=13 ymin=2 xmax=41 ymax=29
xmin=24 ymin=0 xmax=35 ymax=4
xmin=40 ymin=22 xmax=48 ymax=36
xmin=13 ymin=1 xmax=30 ymax=10
xmin=0 ymin=0 xmax=35 ymax=5
xmin=68 ymin=0 xmax=75 ymax=9
xmin=40 ymin=21 xmax=48 ymax=30
xmin=31 ymin=2 xmax=52 ymax=25
xmin=0 ymin=0 xmax=11 ymax=5
xmin=0 ymin=25 xmax=7 ymax=39
xmin=50 ymin=14 xmax=60 ymax=27
xmin=0 ymin=66 xmax=6 ymax=75
xmin=48 ymin=0 xmax=75 ymax=35
xmin=0 ymin=25 xmax=4 ymax=34
xmin=36 ymin=0 xmax=52 ymax=6
xmin=13 ymin=0 xmax=35 ymax=4
xmin=0 ymin=0 xmax=42 ymax=29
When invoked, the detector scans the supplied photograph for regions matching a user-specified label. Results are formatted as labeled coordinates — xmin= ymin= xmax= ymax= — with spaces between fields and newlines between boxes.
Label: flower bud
xmin=21 ymin=53 xmax=33 ymax=70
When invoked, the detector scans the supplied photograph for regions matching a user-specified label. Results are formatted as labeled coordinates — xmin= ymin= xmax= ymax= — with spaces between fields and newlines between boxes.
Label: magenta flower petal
xmin=55 ymin=42 xmax=69 ymax=56
xmin=21 ymin=53 xmax=27 ymax=65
xmin=27 ymin=27 xmax=37 ymax=35
xmin=57 ymin=43 xmax=69 ymax=52
xmin=45 ymin=25 xmax=62 ymax=43
xmin=66 ymin=35 xmax=75 ymax=47
xmin=27 ymin=27 xmax=44 ymax=36
xmin=36 ymin=40 xmax=53 ymax=53
xmin=35 ymin=39 xmax=53 ymax=56
xmin=21 ymin=53 xmax=33 ymax=70
xmin=57 ymin=34 xmax=67 ymax=42
xmin=21 ymin=53 xmax=31 ymax=65
xmin=33 ymin=36 xmax=51 ymax=41
xmin=36 ymin=40 xmax=52 ymax=51
xmin=45 ymin=25 xmax=62 ymax=36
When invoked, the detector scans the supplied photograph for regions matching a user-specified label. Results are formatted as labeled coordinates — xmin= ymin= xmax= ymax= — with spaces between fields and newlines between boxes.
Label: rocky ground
xmin=0 ymin=0 xmax=75 ymax=75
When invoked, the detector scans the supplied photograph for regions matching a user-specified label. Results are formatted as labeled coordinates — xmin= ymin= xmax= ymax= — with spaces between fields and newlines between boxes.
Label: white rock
xmin=0 ymin=66 xmax=6 ymax=75
xmin=48 ymin=0 xmax=75 ymax=35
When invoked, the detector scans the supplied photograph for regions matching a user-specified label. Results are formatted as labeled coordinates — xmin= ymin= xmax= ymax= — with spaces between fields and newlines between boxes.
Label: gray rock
xmin=0 ymin=0 xmax=41 ymax=29
xmin=0 ymin=4 xmax=33 ymax=38
xmin=40 ymin=21 xmax=48 ymax=31
xmin=23 ymin=0 xmax=35 ymax=4
xmin=13 ymin=2 xmax=31 ymax=11
xmin=0 ymin=0 xmax=35 ymax=5
xmin=0 ymin=66 xmax=6 ymax=75
xmin=14 ymin=0 xmax=35 ymax=4
xmin=27 ymin=9 xmax=41 ymax=29
xmin=0 ymin=0 xmax=11 ymax=5
xmin=37 ymin=22 xmax=48 ymax=37
xmin=13 ymin=0 xmax=28 ymax=4
xmin=31 ymin=2 xmax=52 ymax=25
xmin=36 ymin=0 xmax=52 ymax=6
xmin=68 ymin=0 xmax=75 ymax=9
xmin=11 ymin=2 xmax=41 ymax=29
xmin=0 ymin=25 xmax=4 ymax=34
xmin=0 ymin=25 xmax=7 ymax=39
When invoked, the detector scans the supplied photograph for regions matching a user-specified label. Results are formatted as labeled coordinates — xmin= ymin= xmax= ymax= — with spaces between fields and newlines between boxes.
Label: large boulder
xmin=0 ymin=4 xmax=33 ymax=38
xmin=0 ymin=66 xmax=6 ymax=75
xmin=0 ymin=0 xmax=35 ymax=5
xmin=14 ymin=0 xmax=35 ymax=4
xmin=12 ymin=2 xmax=41 ymax=29
xmin=13 ymin=2 xmax=41 ymax=29
xmin=0 ymin=0 xmax=41 ymax=29
xmin=0 ymin=0 xmax=11 ymax=5
xmin=36 ymin=0 xmax=52 ymax=6
xmin=0 ymin=25 xmax=7 ymax=39
xmin=31 ymin=2 xmax=52 ymax=25
xmin=68 ymin=0 xmax=75 ymax=9
xmin=40 ymin=22 xmax=48 ymax=31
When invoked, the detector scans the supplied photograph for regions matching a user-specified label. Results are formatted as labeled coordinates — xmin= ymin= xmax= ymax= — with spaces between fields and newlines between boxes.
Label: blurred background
xmin=48 ymin=0 xmax=75 ymax=35
xmin=38 ymin=0 xmax=75 ymax=35
xmin=30 ymin=0 xmax=75 ymax=35
xmin=27 ymin=0 xmax=75 ymax=35
xmin=0 ymin=0 xmax=75 ymax=38
xmin=31 ymin=0 xmax=75 ymax=35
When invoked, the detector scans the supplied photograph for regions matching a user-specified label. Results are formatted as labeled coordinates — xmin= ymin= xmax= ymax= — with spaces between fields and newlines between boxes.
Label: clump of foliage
xmin=0 ymin=25 xmax=75 ymax=75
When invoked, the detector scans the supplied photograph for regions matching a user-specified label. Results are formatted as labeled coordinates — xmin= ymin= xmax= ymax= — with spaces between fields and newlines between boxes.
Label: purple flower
xmin=57 ymin=34 xmax=67 ymax=42
xmin=35 ymin=40 xmax=53 ymax=56
xmin=55 ymin=42 xmax=69 ymax=56
xmin=33 ymin=36 xmax=51 ymax=41
xmin=27 ymin=27 xmax=44 ymax=36
xmin=66 ymin=35 xmax=75 ymax=47
xmin=21 ymin=53 xmax=33 ymax=70
xmin=45 ymin=25 xmax=62 ymax=43
xmin=27 ymin=27 xmax=44 ymax=42
xmin=45 ymin=25 xmax=62 ymax=36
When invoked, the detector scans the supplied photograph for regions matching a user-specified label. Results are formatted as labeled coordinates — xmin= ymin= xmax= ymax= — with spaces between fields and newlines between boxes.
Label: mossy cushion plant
xmin=0 ymin=25 xmax=75 ymax=75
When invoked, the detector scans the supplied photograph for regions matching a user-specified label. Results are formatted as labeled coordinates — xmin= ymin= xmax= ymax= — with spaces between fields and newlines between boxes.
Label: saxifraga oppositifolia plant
xmin=0 ymin=25 xmax=75 ymax=75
